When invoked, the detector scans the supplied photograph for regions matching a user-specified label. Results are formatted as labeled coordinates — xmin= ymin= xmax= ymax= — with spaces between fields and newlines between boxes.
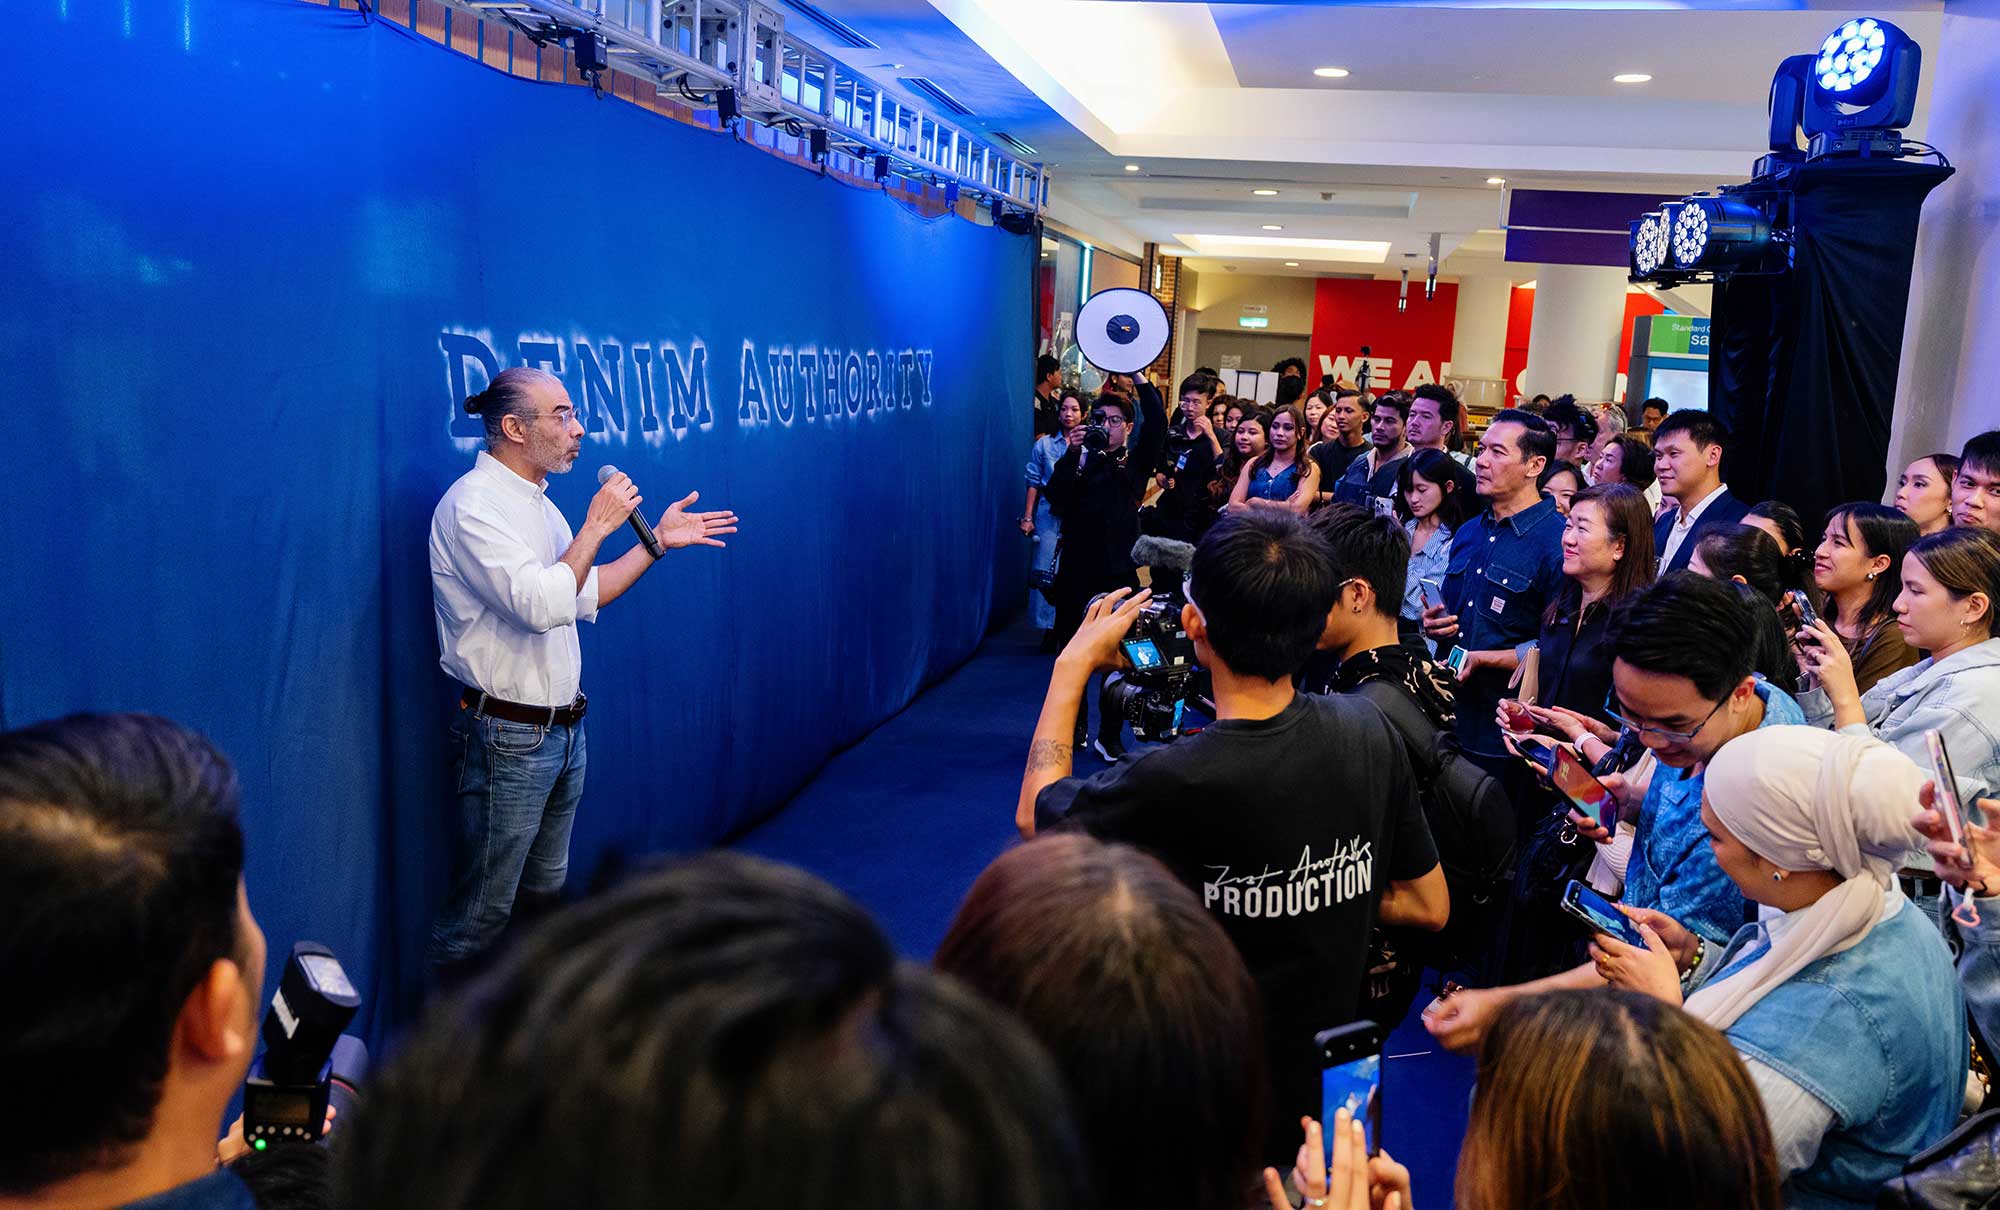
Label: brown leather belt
xmin=460 ymin=687 xmax=587 ymax=727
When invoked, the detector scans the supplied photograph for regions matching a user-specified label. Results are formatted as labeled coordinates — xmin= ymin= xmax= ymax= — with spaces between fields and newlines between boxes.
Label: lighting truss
xmin=442 ymin=0 xmax=1047 ymax=214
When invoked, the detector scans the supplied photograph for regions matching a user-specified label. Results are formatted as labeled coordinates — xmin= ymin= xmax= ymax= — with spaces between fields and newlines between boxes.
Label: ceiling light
xmin=1252 ymin=188 xmax=1279 ymax=196
xmin=1284 ymin=261 xmax=1300 ymax=267
xmin=1123 ymin=164 xmax=1141 ymax=172
xmin=1486 ymin=177 xmax=1506 ymax=186
xmin=1312 ymin=66 xmax=1350 ymax=79
xmin=1613 ymin=73 xmax=1652 ymax=84
xmin=1262 ymin=224 xmax=1284 ymax=231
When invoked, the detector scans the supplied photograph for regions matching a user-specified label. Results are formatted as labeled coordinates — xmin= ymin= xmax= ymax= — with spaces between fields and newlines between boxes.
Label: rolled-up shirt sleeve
xmin=451 ymin=504 xmax=588 ymax=635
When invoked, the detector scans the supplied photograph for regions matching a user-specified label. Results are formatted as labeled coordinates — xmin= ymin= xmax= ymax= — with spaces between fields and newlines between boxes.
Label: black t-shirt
xmin=1035 ymin=693 xmax=1436 ymax=1126
xmin=1309 ymin=439 xmax=1368 ymax=492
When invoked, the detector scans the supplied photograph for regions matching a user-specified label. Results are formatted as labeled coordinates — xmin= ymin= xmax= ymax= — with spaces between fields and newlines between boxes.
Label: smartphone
xmin=1372 ymin=495 xmax=1399 ymax=519
xmin=1787 ymin=588 xmax=1821 ymax=634
xmin=1316 ymin=1021 xmax=1384 ymax=1158
xmin=1551 ymin=745 xmax=1619 ymax=831
xmin=1929 ymin=730 xmax=1975 ymax=861
xmin=1419 ymin=578 xmax=1441 ymax=609
xmin=1443 ymin=645 xmax=1470 ymax=675
xmin=1560 ymin=879 xmax=1649 ymax=949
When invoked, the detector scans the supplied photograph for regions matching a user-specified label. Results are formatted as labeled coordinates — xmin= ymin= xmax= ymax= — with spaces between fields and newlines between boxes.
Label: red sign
xmin=1308 ymin=278 xmax=1458 ymax=392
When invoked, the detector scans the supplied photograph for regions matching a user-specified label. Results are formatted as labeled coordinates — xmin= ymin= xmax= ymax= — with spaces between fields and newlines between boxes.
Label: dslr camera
xmin=1082 ymin=407 xmax=1114 ymax=452
xmin=1090 ymin=585 xmax=1199 ymax=743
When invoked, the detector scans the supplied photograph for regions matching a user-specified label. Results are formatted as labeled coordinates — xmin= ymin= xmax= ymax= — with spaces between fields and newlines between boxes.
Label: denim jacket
xmin=1798 ymin=638 xmax=2000 ymax=802
xmin=1699 ymin=898 xmax=1965 ymax=1209
xmin=1623 ymin=680 xmax=1805 ymax=944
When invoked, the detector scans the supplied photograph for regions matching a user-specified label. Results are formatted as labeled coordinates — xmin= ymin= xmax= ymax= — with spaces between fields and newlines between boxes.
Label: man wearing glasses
xmin=426 ymin=367 xmax=738 ymax=975
xmin=1422 ymin=571 xmax=1804 ymax=1054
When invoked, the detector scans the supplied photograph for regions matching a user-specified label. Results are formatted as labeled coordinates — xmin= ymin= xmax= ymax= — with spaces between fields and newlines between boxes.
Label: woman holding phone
xmin=1800 ymin=502 xmax=1921 ymax=697
xmin=1591 ymin=727 xmax=1963 ymax=1206
xmin=1797 ymin=526 xmax=2000 ymax=804
xmin=1490 ymin=484 xmax=1657 ymax=982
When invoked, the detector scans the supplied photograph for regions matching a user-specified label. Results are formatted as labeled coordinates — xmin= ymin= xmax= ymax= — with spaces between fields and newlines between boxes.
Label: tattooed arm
xmin=1016 ymin=663 xmax=1090 ymax=839
xmin=1017 ymin=589 xmax=1155 ymax=838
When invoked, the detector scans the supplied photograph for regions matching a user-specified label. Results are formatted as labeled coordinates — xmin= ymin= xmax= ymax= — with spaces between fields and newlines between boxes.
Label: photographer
xmin=1015 ymin=511 xmax=1445 ymax=1163
xmin=1041 ymin=380 xmax=1169 ymax=651
xmin=1 ymin=713 xmax=268 ymax=1210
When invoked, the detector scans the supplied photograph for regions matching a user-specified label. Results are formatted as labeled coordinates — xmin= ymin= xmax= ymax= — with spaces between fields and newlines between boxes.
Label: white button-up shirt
xmin=1657 ymin=481 xmax=1728 ymax=573
xmin=430 ymin=451 xmax=600 ymax=706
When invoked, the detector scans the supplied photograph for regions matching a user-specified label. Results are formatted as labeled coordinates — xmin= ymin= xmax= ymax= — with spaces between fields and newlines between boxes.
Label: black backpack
xmin=1350 ymin=678 xmax=1517 ymax=966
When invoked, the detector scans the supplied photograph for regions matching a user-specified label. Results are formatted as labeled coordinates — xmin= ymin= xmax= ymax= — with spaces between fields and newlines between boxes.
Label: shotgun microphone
xmin=598 ymin=464 xmax=665 ymax=558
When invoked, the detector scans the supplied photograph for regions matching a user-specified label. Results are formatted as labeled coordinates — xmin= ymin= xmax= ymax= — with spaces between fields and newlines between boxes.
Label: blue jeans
xmin=427 ymin=709 xmax=587 ymax=968
xmin=1029 ymin=501 xmax=1060 ymax=630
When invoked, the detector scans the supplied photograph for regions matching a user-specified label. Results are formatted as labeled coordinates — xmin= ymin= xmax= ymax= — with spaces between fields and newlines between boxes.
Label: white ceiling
xmin=789 ymin=0 xmax=1944 ymax=278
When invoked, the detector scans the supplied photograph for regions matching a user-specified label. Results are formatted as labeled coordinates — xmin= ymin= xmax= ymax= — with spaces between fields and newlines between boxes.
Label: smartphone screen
xmin=1551 ymin=746 xmax=1618 ymax=831
xmin=1122 ymin=639 xmax=1163 ymax=670
xmin=1929 ymin=730 xmax=1971 ymax=851
xmin=1443 ymin=646 xmax=1469 ymax=675
xmin=1317 ymin=1022 xmax=1383 ymax=1158
xmin=1562 ymin=880 xmax=1648 ymax=948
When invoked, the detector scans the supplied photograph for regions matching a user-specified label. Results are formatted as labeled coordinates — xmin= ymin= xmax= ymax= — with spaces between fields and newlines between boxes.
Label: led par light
xmin=1628 ymin=210 xmax=1671 ymax=279
xmin=1668 ymin=195 xmax=1772 ymax=273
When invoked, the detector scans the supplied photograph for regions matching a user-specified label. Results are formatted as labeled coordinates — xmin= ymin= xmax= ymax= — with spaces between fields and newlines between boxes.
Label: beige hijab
xmin=1683 ymin=727 xmax=1929 ymax=1031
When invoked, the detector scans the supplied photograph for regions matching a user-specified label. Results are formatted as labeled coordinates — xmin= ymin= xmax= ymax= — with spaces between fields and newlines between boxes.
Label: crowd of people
xmin=6 ymin=368 xmax=2000 ymax=1210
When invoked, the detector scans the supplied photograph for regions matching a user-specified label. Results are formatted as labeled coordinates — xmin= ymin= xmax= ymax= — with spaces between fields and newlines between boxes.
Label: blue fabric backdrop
xmin=0 ymin=0 xmax=1031 ymax=1039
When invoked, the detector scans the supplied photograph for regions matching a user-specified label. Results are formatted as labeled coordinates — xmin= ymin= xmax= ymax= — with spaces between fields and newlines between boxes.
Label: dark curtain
xmin=1709 ymin=159 xmax=1951 ymax=525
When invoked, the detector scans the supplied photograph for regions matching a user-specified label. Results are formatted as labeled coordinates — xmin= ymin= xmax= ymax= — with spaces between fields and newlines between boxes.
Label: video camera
xmin=1091 ymin=583 xmax=1200 ymax=744
xmin=242 ymin=942 xmax=366 ymax=1150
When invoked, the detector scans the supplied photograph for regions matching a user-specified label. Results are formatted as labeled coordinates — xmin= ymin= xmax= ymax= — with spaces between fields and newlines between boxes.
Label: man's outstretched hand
xmin=655 ymin=491 xmax=739 ymax=550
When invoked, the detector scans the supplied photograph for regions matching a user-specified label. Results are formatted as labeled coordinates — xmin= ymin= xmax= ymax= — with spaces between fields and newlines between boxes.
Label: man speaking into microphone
xmin=426 ymin=366 xmax=737 ymax=975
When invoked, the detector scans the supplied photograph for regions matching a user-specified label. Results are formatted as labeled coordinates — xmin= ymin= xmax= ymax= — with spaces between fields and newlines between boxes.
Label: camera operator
xmin=1014 ymin=511 xmax=1446 ymax=1165
xmin=1144 ymin=374 xmax=1223 ymax=545
xmin=1041 ymin=379 xmax=1169 ymax=649
xmin=1 ymin=713 xmax=269 ymax=1210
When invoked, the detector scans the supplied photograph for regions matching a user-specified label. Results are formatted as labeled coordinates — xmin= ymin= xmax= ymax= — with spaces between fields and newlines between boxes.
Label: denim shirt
xmin=1439 ymin=497 xmax=1566 ymax=757
xmin=1700 ymin=898 xmax=1964 ymax=1209
xmin=1026 ymin=433 xmax=1068 ymax=492
xmin=1624 ymin=680 xmax=1805 ymax=944
xmin=1401 ymin=520 xmax=1452 ymax=624
xmin=1798 ymin=638 xmax=2000 ymax=802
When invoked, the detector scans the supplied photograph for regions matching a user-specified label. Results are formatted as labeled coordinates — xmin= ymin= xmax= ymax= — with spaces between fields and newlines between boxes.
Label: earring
xmin=1771 ymin=870 xmax=1788 ymax=882
xmin=1866 ymin=571 xmax=1878 ymax=581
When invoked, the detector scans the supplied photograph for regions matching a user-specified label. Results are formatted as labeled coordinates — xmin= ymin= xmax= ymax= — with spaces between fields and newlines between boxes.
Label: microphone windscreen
xmin=597 ymin=464 xmax=620 ymax=486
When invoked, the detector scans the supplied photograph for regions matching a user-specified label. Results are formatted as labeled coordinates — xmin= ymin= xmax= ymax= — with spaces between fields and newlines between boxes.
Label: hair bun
xmin=464 ymin=391 xmax=487 ymax=416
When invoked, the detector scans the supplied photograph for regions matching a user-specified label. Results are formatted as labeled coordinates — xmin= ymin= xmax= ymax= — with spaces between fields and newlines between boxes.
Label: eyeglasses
xmin=534 ymin=408 xmax=579 ymax=427
xmin=1602 ymin=689 xmax=1728 ymax=745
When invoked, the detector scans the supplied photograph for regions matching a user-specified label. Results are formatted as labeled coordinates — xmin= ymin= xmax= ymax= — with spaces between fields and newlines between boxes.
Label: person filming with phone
xmin=1588 ymin=727 xmax=1963 ymax=1207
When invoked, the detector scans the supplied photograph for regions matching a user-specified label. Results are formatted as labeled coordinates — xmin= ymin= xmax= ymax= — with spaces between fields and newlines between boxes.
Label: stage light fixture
xmin=1628 ymin=209 xmax=1670 ymax=279
xmin=1668 ymin=195 xmax=1772 ymax=272
xmin=1799 ymin=17 xmax=1920 ymax=160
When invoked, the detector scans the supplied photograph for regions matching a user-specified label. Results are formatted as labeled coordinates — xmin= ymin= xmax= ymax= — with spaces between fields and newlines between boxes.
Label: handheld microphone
xmin=598 ymin=464 xmax=666 ymax=558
